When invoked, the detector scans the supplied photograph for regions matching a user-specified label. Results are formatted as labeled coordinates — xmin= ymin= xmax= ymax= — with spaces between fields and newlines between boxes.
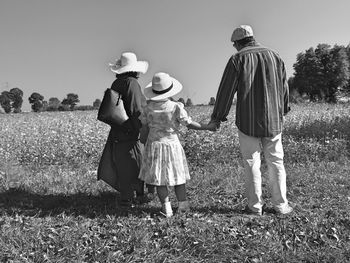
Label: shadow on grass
xmin=0 ymin=188 xmax=249 ymax=218
xmin=0 ymin=188 xmax=160 ymax=218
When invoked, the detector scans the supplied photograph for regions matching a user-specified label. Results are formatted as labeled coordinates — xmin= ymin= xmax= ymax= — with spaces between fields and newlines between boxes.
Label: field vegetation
xmin=0 ymin=103 xmax=350 ymax=262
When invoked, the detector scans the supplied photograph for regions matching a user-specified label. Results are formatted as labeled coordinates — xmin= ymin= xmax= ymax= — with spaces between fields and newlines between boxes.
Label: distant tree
xmin=293 ymin=47 xmax=321 ymax=101
xmin=178 ymin=97 xmax=185 ymax=104
xmin=42 ymin=100 xmax=48 ymax=111
xmin=208 ymin=97 xmax=216 ymax=105
xmin=47 ymin=97 xmax=61 ymax=111
xmin=293 ymin=44 xmax=350 ymax=102
xmin=58 ymin=104 xmax=70 ymax=111
xmin=0 ymin=91 xmax=12 ymax=113
xmin=28 ymin=92 xmax=44 ymax=112
xmin=329 ymin=44 xmax=350 ymax=101
xmin=62 ymin=93 xmax=79 ymax=110
xmin=288 ymin=76 xmax=301 ymax=103
xmin=9 ymin=88 xmax=23 ymax=113
xmin=75 ymin=105 xmax=95 ymax=111
xmin=93 ymin=98 xmax=101 ymax=109
xmin=185 ymin=98 xmax=193 ymax=107
xmin=287 ymin=77 xmax=295 ymax=92
xmin=346 ymin=43 xmax=350 ymax=92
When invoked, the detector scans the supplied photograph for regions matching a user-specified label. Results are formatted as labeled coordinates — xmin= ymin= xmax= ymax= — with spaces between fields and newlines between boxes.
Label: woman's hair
xmin=116 ymin=71 xmax=139 ymax=79
xmin=235 ymin=36 xmax=256 ymax=47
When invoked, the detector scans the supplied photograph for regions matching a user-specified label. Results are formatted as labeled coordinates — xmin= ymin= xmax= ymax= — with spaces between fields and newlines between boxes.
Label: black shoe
xmin=242 ymin=205 xmax=262 ymax=216
xmin=117 ymin=199 xmax=135 ymax=209
xmin=134 ymin=193 xmax=155 ymax=204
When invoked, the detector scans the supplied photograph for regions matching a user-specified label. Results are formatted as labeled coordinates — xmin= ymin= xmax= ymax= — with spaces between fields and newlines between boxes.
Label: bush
xmin=58 ymin=104 xmax=70 ymax=111
xmin=46 ymin=106 xmax=59 ymax=112
xmin=74 ymin=105 xmax=95 ymax=111
xmin=289 ymin=89 xmax=306 ymax=104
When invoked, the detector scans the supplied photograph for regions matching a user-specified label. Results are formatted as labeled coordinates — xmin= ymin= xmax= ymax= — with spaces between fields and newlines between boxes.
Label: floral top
xmin=140 ymin=100 xmax=192 ymax=142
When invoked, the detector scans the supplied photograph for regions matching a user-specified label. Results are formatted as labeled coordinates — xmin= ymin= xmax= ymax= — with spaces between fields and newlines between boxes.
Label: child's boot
xmin=178 ymin=200 xmax=190 ymax=213
xmin=161 ymin=201 xmax=173 ymax=217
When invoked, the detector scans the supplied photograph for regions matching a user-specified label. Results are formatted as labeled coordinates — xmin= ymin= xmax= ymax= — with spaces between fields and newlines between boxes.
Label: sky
xmin=1 ymin=0 xmax=350 ymax=111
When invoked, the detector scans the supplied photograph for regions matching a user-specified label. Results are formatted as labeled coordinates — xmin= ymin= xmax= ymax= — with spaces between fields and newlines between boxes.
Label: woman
xmin=98 ymin=52 xmax=154 ymax=208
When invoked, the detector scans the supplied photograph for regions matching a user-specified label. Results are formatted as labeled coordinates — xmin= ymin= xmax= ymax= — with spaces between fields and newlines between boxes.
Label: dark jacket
xmin=97 ymin=75 xmax=144 ymax=190
xmin=110 ymin=75 xmax=143 ymax=141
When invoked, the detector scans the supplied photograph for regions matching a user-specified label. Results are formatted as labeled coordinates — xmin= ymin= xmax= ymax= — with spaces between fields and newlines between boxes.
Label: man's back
xmin=232 ymin=44 xmax=289 ymax=137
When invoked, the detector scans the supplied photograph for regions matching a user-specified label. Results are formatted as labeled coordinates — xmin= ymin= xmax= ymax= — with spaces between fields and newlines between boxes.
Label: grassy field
xmin=0 ymin=103 xmax=350 ymax=262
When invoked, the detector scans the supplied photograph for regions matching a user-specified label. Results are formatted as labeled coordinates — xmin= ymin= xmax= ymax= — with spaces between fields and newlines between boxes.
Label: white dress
xmin=138 ymin=100 xmax=192 ymax=186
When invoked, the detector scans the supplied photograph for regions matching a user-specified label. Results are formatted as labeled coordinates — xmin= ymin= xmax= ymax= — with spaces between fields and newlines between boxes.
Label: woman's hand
xmin=206 ymin=121 xmax=220 ymax=131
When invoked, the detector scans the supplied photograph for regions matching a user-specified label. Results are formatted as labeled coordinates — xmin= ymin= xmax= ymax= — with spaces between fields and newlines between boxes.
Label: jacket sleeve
xmin=211 ymin=56 xmax=238 ymax=123
xmin=282 ymin=62 xmax=291 ymax=115
xmin=122 ymin=78 xmax=144 ymax=133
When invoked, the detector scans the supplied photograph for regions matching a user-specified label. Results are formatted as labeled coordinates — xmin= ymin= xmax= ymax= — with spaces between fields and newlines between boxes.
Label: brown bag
xmin=97 ymin=88 xmax=128 ymax=125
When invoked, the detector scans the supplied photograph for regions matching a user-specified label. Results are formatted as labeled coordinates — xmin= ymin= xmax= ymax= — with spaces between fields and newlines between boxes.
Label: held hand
xmin=206 ymin=121 xmax=220 ymax=132
xmin=189 ymin=120 xmax=220 ymax=131
xmin=197 ymin=122 xmax=208 ymax=131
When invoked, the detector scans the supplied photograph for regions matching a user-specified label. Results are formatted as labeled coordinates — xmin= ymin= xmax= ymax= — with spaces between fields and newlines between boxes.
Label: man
xmin=208 ymin=25 xmax=293 ymax=215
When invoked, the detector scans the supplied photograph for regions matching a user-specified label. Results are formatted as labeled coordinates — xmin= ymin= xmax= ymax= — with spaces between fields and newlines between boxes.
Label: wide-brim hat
xmin=231 ymin=25 xmax=254 ymax=42
xmin=109 ymin=52 xmax=149 ymax=74
xmin=144 ymin=72 xmax=182 ymax=101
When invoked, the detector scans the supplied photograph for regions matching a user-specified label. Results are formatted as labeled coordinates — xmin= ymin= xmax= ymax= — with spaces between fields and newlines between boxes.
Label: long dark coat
xmin=97 ymin=74 xmax=144 ymax=195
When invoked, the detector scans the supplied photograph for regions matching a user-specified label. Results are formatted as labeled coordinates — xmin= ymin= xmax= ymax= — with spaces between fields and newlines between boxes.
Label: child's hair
xmin=116 ymin=72 xmax=139 ymax=79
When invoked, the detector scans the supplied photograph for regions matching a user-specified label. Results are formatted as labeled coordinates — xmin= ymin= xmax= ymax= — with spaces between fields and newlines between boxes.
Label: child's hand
xmin=187 ymin=120 xmax=220 ymax=131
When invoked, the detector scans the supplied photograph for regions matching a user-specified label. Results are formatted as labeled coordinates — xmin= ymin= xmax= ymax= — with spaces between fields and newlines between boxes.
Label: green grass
xmin=0 ymin=103 xmax=350 ymax=262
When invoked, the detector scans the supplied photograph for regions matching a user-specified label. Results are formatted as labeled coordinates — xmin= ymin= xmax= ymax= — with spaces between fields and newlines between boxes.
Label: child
xmin=138 ymin=72 xmax=208 ymax=217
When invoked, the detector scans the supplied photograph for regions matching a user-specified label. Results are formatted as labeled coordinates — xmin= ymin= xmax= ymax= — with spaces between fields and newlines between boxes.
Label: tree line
xmin=1 ymin=42 xmax=350 ymax=113
xmin=0 ymin=89 xmax=200 ymax=113
xmin=289 ymin=43 xmax=350 ymax=103
xmin=0 ymin=91 xmax=103 ymax=113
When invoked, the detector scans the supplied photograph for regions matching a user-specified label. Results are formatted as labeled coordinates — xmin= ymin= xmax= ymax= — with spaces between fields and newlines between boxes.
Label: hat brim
xmin=144 ymin=77 xmax=183 ymax=101
xmin=110 ymin=61 xmax=149 ymax=74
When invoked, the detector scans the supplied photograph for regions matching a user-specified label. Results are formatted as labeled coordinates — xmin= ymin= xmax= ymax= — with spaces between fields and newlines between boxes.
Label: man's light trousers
xmin=238 ymin=130 xmax=289 ymax=214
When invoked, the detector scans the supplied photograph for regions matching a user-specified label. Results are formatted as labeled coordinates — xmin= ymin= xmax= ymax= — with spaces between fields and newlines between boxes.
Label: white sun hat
xmin=144 ymin=72 xmax=183 ymax=101
xmin=109 ymin=52 xmax=149 ymax=74
xmin=231 ymin=25 xmax=254 ymax=42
